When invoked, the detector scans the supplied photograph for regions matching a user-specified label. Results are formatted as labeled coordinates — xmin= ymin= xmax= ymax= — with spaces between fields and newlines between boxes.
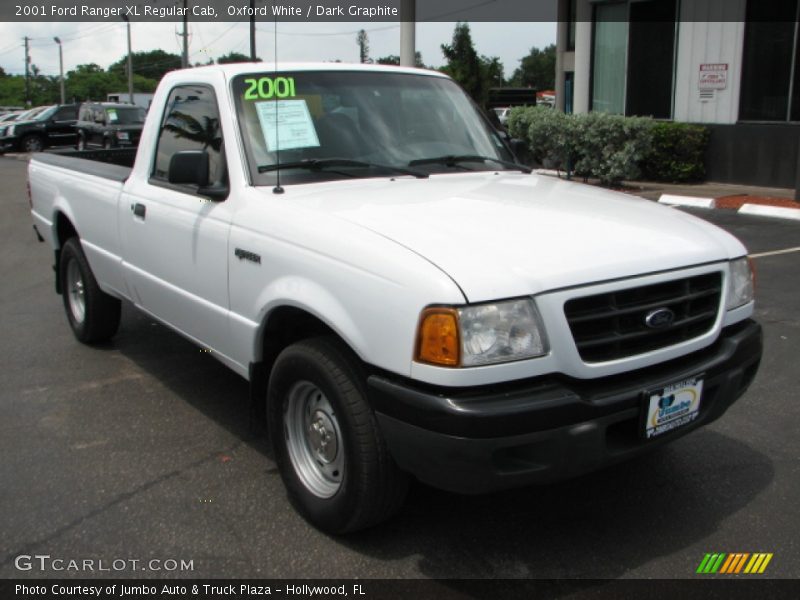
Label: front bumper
xmin=368 ymin=320 xmax=762 ymax=494
xmin=0 ymin=136 xmax=18 ymax=152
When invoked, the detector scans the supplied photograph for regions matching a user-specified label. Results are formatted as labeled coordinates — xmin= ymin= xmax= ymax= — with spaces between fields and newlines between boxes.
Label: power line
xmin=255 ymin=24 xmax=399 ymax=37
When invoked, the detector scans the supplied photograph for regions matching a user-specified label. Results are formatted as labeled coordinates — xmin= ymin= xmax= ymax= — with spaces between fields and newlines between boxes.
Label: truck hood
xmin=282 ymin=172 xmax=746 ymax=302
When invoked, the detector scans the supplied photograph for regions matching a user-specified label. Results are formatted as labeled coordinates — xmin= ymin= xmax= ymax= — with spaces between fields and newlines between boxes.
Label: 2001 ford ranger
xmin=28 ymin=63 xmax=762 ymax=533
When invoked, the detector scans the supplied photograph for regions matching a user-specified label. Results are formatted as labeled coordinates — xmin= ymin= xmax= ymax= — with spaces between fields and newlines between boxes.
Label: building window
xmin=626 ymin=0 xmax=677 ymax=119
xmin=567 ymin=0 xmax=577 ymax=51
xmin=739 ymin=0 xmax=800 ymax=121
xmin=591 ymin=2 xmax=628 ymax=114
xmin=591 ymin=0 xmax=677 ymax=118
xmin=565 ymin=72 xmax=574 ymax=114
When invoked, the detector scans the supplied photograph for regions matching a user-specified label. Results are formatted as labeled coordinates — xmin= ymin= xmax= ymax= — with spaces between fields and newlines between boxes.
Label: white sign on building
xmin=698 ymin=64 xmax=729 ymax=90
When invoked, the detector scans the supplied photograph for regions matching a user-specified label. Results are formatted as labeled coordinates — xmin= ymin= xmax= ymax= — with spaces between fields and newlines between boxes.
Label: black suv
xmin=0 ymin=104 xmax=79 ymax=153
xmin=75 ymin=102 xmax=147 ymax=150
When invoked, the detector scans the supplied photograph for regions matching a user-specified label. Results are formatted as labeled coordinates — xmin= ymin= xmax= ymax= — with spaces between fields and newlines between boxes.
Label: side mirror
xmin=168 ymin=150 xmax=209 ymax=186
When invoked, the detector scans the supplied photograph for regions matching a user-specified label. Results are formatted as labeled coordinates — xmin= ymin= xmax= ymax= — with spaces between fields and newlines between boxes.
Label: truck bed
xmin=35 ymin=148 xmax=136 ymax=182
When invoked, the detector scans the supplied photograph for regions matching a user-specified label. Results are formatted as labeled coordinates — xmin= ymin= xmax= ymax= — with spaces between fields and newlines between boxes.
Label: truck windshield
xmin=232 ymin=70 xmax=517 ymax=185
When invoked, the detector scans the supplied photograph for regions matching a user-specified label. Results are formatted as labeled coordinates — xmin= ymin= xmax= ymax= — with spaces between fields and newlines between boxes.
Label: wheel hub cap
xmin=66 ymin=260 xmax=86 ymax=323
xmin=308 ymin=410 xmax=338 ymax=464
xmin=284 ymin=381 xmax=344 ymax=498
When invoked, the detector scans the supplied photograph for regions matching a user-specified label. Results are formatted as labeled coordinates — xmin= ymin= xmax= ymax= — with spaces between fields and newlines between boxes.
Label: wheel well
xmin=249 ymin=307 xmax=339 ymax=424
xmin=54 ymin=212 xmax=78 ymax=294
xmin=260 ymin=306 xmax=336 ymax=371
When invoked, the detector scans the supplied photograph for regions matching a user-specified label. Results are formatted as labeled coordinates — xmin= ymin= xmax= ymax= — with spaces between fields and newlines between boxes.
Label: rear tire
xmin=267 ymin=337 xmax=408 ymax=533
xmin=59 ymin=237 xmax=121 ymax=344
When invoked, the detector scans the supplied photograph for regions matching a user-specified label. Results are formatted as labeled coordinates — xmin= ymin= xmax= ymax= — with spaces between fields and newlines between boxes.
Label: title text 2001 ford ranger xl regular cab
xmin=29 ymin=64 xmax=762 ymax=533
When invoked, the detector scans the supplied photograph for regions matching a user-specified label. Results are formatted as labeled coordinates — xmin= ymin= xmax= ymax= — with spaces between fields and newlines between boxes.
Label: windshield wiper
xmin=258 ymin=158 xmax=428 ymax=178
xmin=408 ymin=154 xmax=532 ymax=173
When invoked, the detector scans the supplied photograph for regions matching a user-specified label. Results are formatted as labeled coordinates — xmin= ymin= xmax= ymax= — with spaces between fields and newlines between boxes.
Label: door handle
xmin=132 ymin=203 xmax=146 ymax=219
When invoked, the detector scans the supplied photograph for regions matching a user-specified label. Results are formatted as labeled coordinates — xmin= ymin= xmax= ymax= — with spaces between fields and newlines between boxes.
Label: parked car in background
xmin=0 ymin=112 xmax=23 ymax=123
xmin=75 ymin=102 xmax=147 ymax=150
xmin=0 ymin=104 xmax=79 ymax=153
xmin=493 ymin=106 xmax=511 ymax=126
xmin=0 ymin=106 xmax=51 ymax=141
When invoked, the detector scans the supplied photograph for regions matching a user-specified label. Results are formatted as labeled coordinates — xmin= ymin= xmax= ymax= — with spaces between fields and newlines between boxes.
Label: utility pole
xmin=24 ymin=36 xmax=30 ymax=107
xmin=399 ymin=0 xmax=416 ymax=67
xmin=180 ymin=0 xmax=189 ymax=68
xmin=53 ymin=37 xmax=65 ymax=104
xmin=249 ymin=0 xmax=256 ymax=61
xmin=122 ymin=15 xmax=134 ymax=103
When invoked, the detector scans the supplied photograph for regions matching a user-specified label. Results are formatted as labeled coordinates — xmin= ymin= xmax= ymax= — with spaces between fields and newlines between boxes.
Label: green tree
xmin=0 ymin=75 xmax=26 ymax=106
xmin=482 ymin=56 xmax=505 ymax=88
xmin=440 ymin=23 xmax=503 ymax=106
xmin=66 ymin=63 xmax=125 ymax=102
xmin=510 ymin=44 xmax=556 ymax=90
xmin=357 ymin=29 xmax=370 ymax=63
xmin=108 ymin=50 xmax=181 ymax=82
xmin=28 ymin=65 xmax=59 ymax=106
xmin=376 ymin=52 xmax=426 ymax=68
xmin=217 ymin=51 xmax=257 ymax=64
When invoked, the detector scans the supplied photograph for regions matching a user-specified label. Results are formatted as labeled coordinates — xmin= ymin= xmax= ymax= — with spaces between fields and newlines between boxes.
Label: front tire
xmin=22 ymin=134 xmax=44 ymax=153
xmin=59 ymin=237 xmax=121 ymax=343
xmin=267 ymin=337 xmax=408 ymax=533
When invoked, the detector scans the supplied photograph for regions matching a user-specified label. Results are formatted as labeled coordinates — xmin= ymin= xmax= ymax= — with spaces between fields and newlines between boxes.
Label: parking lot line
xmin=749 ymin=246 xmax=800 ymax=259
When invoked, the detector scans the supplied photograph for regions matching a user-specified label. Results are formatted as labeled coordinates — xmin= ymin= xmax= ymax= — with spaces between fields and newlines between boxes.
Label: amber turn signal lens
xmin=416 ymin=308 xmax=460 ymax=367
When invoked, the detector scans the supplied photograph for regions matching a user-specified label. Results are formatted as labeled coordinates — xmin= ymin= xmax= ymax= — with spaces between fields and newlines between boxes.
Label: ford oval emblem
xmin=645 ymin=308 xmax=675 ymax=329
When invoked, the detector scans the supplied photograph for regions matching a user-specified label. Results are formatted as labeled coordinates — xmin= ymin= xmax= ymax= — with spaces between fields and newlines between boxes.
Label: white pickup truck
xmin=29 ymin=63 xmax=762 ymax=533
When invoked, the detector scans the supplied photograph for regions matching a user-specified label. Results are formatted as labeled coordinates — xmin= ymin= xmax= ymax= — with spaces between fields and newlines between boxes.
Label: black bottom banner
xmin=1 ymin=579 xmax=799 ymax=600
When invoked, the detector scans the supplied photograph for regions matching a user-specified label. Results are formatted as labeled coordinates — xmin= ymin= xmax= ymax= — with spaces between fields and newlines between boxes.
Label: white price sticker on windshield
xmin=255 ymin=99 xmax=320 ymax=152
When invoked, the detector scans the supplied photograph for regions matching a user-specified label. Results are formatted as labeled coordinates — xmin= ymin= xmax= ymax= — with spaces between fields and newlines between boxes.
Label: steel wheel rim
xmin=66 ymin=259 xmax=86 ymax=324
xmin=26 ymin=138 xmax=42 ymax=152
xmin=284 ymin=380 xmax=344 ymax=498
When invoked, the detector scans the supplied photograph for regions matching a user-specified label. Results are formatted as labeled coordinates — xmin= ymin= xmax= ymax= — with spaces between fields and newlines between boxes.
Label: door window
xmin=152 ymin=85 xmax=226 ymax=188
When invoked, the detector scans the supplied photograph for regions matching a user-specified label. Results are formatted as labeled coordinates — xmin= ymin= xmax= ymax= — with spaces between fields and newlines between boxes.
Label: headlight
xmin=726 ymin=257 xmax=755 ymax=310
xmin=116 ymin=131 xmax=129 ymax=140
xmin=416 ymin=298 xmax=549 ymax=367
xmin=7 ymin=125 xmax=15 ymax=136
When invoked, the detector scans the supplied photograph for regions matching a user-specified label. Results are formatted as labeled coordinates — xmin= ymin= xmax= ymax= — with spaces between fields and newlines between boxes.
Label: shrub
xmin=511 ymin=110 xmax=708 ymax=186
xmin=643 ymin=122 xmax=709 ymax=182
xmin=572 ymin=112 xmax=653 ymax=186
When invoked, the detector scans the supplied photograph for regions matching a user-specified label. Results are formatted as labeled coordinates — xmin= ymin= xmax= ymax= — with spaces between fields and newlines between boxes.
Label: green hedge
xmin=508 ymin=107 xmax=709 ymax=186
xmin=641 ymin=122 xmax=709 ymax=182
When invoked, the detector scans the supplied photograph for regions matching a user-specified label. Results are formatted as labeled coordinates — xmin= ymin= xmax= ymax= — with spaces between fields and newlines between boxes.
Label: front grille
xmin=564 ymin=272 xmax=722 ymax=362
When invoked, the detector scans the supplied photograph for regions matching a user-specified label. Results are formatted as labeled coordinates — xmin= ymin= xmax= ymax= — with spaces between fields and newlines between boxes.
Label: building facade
xmin=555 ymin=0 xmax=800 ymax=188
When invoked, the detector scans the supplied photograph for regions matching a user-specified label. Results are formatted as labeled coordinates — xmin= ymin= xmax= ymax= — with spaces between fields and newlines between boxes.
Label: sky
xmin=0 ymin=21 xmax=556 ymax=81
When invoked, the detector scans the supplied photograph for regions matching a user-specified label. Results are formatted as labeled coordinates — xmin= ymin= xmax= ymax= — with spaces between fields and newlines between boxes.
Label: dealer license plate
xmin=642 ymin=376 xmax=703 ymax=439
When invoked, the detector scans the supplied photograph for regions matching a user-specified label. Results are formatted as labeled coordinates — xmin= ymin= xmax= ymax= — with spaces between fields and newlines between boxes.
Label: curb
xmin=658 ymin=193 xmax=800 ymax=221
xmin=658 ymin=194 xmax=716 ymax=209
xmin=738 ymin=203 xmax=800 ymax=221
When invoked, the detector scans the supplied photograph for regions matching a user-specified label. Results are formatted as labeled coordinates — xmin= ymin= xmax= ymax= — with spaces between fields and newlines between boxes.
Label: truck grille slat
xmin=564 ymin=273 xmax=722 ymax=362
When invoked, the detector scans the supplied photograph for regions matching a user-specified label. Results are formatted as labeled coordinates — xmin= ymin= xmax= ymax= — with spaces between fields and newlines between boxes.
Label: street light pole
xmin=122 ymin=15 xmax=134 ymax=104
xmin=53 ymin=37 xmax=65 ymax=104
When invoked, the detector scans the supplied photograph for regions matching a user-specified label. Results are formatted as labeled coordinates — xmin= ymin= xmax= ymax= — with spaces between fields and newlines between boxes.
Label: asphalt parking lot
xmin=1 ymin=154 xmax=798 ymax=583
